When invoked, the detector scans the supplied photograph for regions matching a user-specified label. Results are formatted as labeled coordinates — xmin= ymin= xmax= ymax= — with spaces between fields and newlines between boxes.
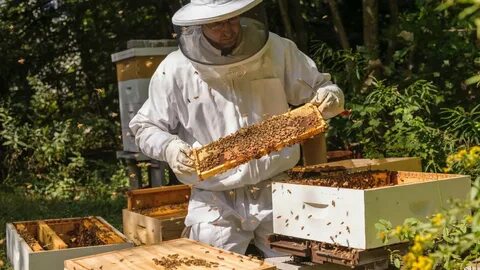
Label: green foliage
xmin=334 ymin=79 xmax=455 ymax=171
xmin=0 ymin=0 xmax=172 ymax=197
xmin=442 ymin=105 xmax=480 ymax=148
xmin=444 ymin=146 xmax=480 ymax=179
xmin=376 ymin=178 xmax=480 ymax=269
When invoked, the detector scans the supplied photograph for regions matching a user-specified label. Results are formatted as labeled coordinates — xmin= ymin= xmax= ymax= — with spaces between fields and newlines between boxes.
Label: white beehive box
xmin=6 ymin=216 xmax=133 ymax=270
xmin=272 ymin=171 xmax=471 ymax=249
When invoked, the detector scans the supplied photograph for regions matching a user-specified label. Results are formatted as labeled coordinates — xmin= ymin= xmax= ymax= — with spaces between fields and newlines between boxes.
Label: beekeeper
xmin=129 ymin=0 xmax=344 ymax=257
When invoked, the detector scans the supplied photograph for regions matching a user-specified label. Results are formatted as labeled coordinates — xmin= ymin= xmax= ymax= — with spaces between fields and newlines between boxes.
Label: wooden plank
xmin=127 ymin=185 xmax=191 ymax=210
xmin=37 ymin=221 xmax=68 ymax=250
xmin=65 ymin=238 xmax=276 ymax=270
xmin=13 ymin=223 xmax=44 ymax=252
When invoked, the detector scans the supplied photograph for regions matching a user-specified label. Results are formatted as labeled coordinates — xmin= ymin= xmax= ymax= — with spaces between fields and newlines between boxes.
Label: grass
xmin=0 ymin=186 xmax=126 ymax=270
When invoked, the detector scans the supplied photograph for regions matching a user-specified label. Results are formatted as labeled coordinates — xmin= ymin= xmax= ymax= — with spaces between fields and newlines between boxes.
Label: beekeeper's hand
xmin=310 ymin=86 xmax=344 ymax=120
xmin=165 ymin=138 xmax=196 ymax=177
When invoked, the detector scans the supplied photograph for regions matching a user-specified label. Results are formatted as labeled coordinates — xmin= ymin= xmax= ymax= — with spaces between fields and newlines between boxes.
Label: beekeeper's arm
xmin=129 ymin=69 xmax=197 ymax=182
xmin=282 ymin=38 xmax=344 ymax=119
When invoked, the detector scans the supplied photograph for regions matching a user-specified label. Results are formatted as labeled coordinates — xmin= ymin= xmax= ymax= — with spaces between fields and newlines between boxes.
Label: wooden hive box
xmin=290 ymin=157 xmax=422 ymax=174
xmin=122 ymin=185 xmax=190 ymax=245
xmin=272 ymin=171 xmax=471 ymax=249
xmin=6 ymin=216 xmax=133 ymax=270
xmin=65 ymin=238 xmax=276 ymax=270
xmin=193 ymin=103 xmax=327 ymax=180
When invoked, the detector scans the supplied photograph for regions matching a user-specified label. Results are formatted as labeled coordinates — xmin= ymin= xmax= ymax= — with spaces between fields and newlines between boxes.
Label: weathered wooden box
xmin=122 ymin=184 xmax=190 ymax=245
xmin=6 ymin=216 xmax=133 ymax=270
xmin=65 ymin=238 xmax=276 ymax=270
xmin=272 ymin=171 xmax=471 ymax=249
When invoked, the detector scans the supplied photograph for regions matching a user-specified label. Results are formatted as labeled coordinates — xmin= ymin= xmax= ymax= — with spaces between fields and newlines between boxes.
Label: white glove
xmin=311 ymin=86 xmax=345 ymax=119
xmin=165 ymin=138 xmax=196 ymax=178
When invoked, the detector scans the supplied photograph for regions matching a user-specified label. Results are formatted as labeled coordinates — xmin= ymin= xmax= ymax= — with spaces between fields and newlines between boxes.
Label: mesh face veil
xmin=173 ymin=2 xmax=268 ymax=66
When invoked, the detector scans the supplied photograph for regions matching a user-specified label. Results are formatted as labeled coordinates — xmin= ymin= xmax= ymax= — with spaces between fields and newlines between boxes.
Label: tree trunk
xmin=278 ymin=0 xmax=294 ymax=41
xmin=385 ymin=0 xmax=399 ymax=64
xmin=290 ymin=1 xmax=308 ymax=52
xmin=327 ymin=0 xmax=350 ymax=50
xmin=362 ymin=0 xmax=379 ymax=57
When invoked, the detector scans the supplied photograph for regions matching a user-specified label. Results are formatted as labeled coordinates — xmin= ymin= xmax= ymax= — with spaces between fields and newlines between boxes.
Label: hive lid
xmin=111 ymin=46 xmax=178 ymax=63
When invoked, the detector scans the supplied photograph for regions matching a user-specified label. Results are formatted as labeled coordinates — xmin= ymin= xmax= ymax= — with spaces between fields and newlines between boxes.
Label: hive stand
xmin=112 ymin=40 xmax=180 ymax=189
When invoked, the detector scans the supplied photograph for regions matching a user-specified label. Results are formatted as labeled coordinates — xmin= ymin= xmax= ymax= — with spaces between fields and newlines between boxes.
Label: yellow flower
xmin=377 ymin=231 xmax=386 ymax=241
xmin=403 ymin=252 xmax=417 ymax=266
xmin=411 ymin=242 xmax=423 ymax=254
xmin=431 ymin=213 xmax=444 ymax=227
xmin=458 ymin=149 xmax=468 ymax=157
xmin=395 ymin=225 xmax=403 ymax=235
xmin=465 ymin=215 xmax=473 ymax=224
xmin=411 ymin=255 xmax=433 ymax=270
xmin=469 ymin=146 xmax=480 ymax=156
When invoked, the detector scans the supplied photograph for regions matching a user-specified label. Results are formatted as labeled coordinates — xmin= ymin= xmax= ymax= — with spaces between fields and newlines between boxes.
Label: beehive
xmin=6 ymin=216 xmax=133 ymax=270
xmin=193 ymin=103 xmax=327 ymax=180
xmin=65 ymin=238 xmax=276 ymax=270
xmin=272 ymin=171 xmax=471 ymax=249
xmin=122 ymin=185 xmax=190 ymax=245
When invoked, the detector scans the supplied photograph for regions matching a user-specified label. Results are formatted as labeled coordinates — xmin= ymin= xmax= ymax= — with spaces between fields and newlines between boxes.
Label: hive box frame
xmin=122 ymin=185 xmax=190 ymax=245
xmin=6 ymin=216 xmax=133 ymax=270
xmin=193 ymin=103 xmax=327 ymax=180
xmin=272 ymin=171 xmax=471 ymax=249
xmin=290 ymin=157 xmax=422 ymax=173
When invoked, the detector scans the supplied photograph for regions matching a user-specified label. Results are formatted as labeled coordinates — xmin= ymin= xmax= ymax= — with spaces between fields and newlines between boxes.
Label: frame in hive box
xmin=122 ymin=184 xmax=190 ymax=245
xmin=272 ymin=171 xmax=470 ymax=249
xmin=6 ymin=216 xmax=133 ymax=270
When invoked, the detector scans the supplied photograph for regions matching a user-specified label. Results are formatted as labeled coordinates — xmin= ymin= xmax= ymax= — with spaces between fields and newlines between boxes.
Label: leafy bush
xmin=444 ymin=146 xmax=480 ymax=180
xmin=377 ymin=178 xmax=480 ymax=269
xmin=0 ymin=75 xmax=128 ymax=199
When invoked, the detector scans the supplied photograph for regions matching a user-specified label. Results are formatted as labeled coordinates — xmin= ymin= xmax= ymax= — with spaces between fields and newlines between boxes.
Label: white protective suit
xmin=129 ymin=32 xmax=344 ymax=256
